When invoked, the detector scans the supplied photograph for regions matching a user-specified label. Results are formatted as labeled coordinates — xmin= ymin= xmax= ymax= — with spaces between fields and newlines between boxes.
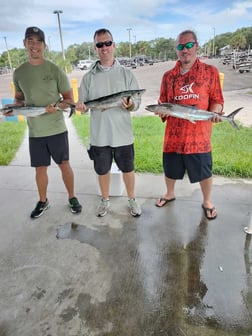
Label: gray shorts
xmin=91 ymin=144 xmax=135 ymax=175
xmin=163 ymin=152 xmax=212 ymax=183
xmin=29 ymin=132 xmax=69 ymax=167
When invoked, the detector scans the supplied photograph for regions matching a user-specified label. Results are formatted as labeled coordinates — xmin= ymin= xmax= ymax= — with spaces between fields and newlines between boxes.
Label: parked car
xmin=77 ymin=60 xmax=94 ymax=70
xmin=145 ymin=59 xmax=154 ymax=65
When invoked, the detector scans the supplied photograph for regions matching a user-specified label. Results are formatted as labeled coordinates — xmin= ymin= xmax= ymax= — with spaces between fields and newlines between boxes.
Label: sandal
xmin=155 ymin=197 xmax=176 ymax=207
xmin=202 ymin=204 xmax=217 ymax=220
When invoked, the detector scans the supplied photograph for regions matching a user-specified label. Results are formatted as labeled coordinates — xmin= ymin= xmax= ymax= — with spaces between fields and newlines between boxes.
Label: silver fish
xmin=0 ymin=105 xmax=48 ymax=117
xmin=0 ymin=104 xmax=75 ymax=118
xmin=0 ymin=96 xmax=74 ymax=118
xmin=80 ymin=89 xmax=145 ymax=113
xmin=58 ymin=89 xmax=145 ymax=117
xmin=85 ymin=89 xmax=145 ymax=110
xmin=145 ymin=103 xmax=243 ymax=129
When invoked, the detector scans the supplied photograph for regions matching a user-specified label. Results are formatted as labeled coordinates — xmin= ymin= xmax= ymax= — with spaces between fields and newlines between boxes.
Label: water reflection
xmin=56 ymin=200 xmax=252 ymax=335
xmin=136 ymin=212 xmax=213 ymax=333
xmin=242 ymin=234 xmax=252 ymax=322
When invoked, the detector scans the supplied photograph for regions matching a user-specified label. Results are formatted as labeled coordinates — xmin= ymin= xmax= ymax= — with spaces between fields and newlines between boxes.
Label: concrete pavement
xmin=0 ymin=114 xmax=252 ymax=335
xmin=1 ymin=59 xmax=252 ymax=335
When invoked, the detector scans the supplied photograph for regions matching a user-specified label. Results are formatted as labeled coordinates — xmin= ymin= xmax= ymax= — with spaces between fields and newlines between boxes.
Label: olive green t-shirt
xmin=13 ymin=60 xmax=70 ymax=137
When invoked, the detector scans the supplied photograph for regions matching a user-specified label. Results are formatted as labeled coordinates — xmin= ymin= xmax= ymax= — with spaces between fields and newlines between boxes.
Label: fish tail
xmin=226 ymin=107 xmax=243 ymax=129
xmin=55 ymin=100 xmax=76 ymax=117
xmin=69 ymin=104 xmax=76 ymax=118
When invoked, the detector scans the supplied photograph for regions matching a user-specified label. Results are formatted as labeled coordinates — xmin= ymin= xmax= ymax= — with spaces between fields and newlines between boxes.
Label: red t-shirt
xmin=159 ymin=59 xmax=224 ymax=154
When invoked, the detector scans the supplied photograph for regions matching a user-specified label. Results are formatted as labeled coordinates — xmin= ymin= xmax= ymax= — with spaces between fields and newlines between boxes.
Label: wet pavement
xmin=0 ymin=117 xmax=251 ymax=336
xmin=0 ymin=60 xmax=252 ymax=335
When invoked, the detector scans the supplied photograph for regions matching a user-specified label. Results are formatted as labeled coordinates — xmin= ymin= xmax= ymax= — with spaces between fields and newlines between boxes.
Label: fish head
xmin=139 ymin=89 xmax=146 ymax=95
xmin=131 ymin=89 xmax=146 ymax=99
xmin=145 ymin=104 xmax=159 ymax=112
xmin=145 ymin=103 xmax=172 ymax=113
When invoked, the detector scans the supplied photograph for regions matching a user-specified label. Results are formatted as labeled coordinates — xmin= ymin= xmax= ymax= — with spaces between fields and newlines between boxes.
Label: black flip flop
xmin=155 ymin=197 xmax=176 ymax=207
xmin=202 ymin=204 xmax=217 ymax=220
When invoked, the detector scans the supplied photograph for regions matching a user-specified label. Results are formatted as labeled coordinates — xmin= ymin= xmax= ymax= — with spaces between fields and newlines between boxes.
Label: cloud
xmin=0 ymin=0 xmax=252 ymax=52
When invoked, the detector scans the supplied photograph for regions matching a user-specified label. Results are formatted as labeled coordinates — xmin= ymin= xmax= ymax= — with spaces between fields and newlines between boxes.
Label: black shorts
xmin=91 ymin=144 xmax=135 ymax=175
xmin=29 ymin=132 xmax=69 ymax=167
xmin=163 ymin=152 xmax=212 ymax=183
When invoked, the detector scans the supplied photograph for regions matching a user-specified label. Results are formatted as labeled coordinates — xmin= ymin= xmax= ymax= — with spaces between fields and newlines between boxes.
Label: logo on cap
xmin=25 ymin=26 xmax=45 ymax=42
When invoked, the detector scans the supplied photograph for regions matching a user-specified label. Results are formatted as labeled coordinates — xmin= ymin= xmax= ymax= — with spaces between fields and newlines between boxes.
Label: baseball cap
xmin=25 ymin=27 xmax=45 ymax=42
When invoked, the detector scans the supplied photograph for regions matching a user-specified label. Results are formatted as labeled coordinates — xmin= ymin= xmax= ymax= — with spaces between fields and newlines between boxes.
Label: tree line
xmin=1 ymin=26 xmax=252 ymax=72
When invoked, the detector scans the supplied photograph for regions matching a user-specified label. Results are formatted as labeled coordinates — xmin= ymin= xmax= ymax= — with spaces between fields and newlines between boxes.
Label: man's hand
xmin=122 ymin=97 xmax=134 ymax=111
xmin=75 ymin=101 xmax=88 ymax=113
xmin=211 ymin=113 xmax=223 ymax=123
xmin=45 ymin=104 xmax=58 ymax=114
xmin=210 ymin=103 xmax=224 ymax=123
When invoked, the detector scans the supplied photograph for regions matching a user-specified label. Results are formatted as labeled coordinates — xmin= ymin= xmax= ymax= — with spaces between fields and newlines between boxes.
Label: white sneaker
xmin=128 ymin=198 xmax=142 ymax=217
xmin=96 ymin=199 xmax=110 ymax=217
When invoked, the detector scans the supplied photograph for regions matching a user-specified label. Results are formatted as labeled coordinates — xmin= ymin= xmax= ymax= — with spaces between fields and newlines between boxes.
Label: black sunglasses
xmin=176 ymin=41 xmax=196 ymax=51
xmin=95 ymin=40 xmax=113 ymax=48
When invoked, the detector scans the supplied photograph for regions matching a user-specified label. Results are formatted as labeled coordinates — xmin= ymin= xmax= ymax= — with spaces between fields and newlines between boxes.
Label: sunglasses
xmin=95 ymin=40 xmax=113 ymax=48
xmin=176 ymin=41 xmax=196 ymax=51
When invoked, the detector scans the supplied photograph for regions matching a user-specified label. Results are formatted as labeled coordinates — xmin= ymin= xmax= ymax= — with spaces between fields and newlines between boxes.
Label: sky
xmin=1 ymin=0 xmax=252 ymax=53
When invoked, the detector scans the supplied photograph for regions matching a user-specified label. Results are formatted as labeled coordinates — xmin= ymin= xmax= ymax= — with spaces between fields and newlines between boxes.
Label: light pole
xmin=53 ymin=10 xmax=65 ymax=60
xmin=3 ymin=36 xmax=13 ymax=71
xmin=127 ymin=28 xmax=132 ymax=59
xmin=212 ymin=27 xmax=215 ymax=57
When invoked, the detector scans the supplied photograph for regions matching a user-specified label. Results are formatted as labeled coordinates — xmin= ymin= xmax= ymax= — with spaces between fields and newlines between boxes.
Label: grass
xmin=71 ymin=114 xmax=252 ymax=178
xmin=212 ymin=122 xmax=252 ymax=178
xmin=133 ymin=116 xmax=165 ymax=173
xmin=0 ymin=115 xmax=251 ymax=179
xmin=0 ymin=120 xmax=27 ymax=165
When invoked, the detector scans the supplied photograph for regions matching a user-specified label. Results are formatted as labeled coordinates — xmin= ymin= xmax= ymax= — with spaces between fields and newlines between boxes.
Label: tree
xmin=0 ymin=48 xmax=27 ymax=69
xmin=230 ymin=32 xmax=247 ymax=50
xmin=2 ymin=26 xmax=252 ymax=72
xmin=152 ymin=37 xmax=176 ymax=60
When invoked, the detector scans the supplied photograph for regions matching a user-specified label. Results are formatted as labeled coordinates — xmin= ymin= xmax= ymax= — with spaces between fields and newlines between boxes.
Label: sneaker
xmin=96 ymin=199 xmax=110 ymax=217
xmin=128 ymin=198 xmax=142 ymax=217
xmin=69 ymin=197 xmax=82 ymax=214
xmin=30 ymin=199 xmax=49 ymax=218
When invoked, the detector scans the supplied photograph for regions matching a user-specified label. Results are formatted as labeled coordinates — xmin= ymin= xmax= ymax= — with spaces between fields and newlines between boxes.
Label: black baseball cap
xmin=25 ymin=26 xmax=45 ymax=42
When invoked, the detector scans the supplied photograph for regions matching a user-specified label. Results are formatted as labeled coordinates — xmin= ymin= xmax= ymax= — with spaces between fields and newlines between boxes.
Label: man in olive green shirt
xmin=12 ymin=26 xmax=82 ymax=218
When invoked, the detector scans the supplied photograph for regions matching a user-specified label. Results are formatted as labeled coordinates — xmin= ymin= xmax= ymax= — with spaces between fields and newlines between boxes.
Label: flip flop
xmin=202 ymin=204 xmax=217 ymax=220
xmin=155 ymin=197 xmax=176 ymax=207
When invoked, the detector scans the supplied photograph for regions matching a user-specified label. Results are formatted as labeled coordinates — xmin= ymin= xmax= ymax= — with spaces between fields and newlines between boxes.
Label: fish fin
xmin=1 ymin=106 xmax=18 ymax=112
xmin=188 ymin=118 xmax=196 ymax=124
xmin=225 ymin=107 xmax=243 ymax=129
xmin=183 ymin=115 xmax=196 ymax=123
xmin=58 ymin=101 xmax=76 ymax=118
xmin=4 ymin=109 xmax=14 ymax=114
xmin=189 ymin=105 xmax=198 ymax=110
xmin=69 ymin=106 xmax=75 ymax=118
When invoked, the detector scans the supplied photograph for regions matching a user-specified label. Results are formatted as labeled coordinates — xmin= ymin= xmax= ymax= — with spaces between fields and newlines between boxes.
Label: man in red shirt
xmin=155 ymin=30 xmax=224 ymax=220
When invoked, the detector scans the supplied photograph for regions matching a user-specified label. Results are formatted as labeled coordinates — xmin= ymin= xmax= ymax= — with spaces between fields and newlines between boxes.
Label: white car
xmin=77 ymin=60 xmax=94 ymax=70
